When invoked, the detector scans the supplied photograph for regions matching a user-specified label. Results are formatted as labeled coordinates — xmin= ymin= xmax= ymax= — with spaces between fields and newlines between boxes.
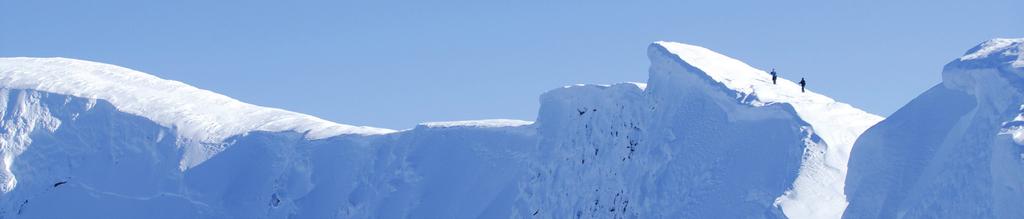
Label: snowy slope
xmin=654 ymin=42 xmax=883 ymax=218
xmin=0 ymin=57 xmax=537 ymax=218
xmin=844 ymin=38 xmax=1024 ymax=218
xmin=515 ymin=42 xmax=879 ymax=218
xmin=0 ymin=41 xmax=880 ymax=218
xmin=0 ymin=57 xmax=394 ymax=143
xmin=0 ymin=88 xmax=536 ymax=218
xmin=419 ymin=119 xmax=533 ymax=129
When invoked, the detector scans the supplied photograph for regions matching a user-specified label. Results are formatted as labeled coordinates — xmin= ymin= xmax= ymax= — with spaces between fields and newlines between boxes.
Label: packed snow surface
xmin=562 ymin=82 xmax=648 ymax=91
xmin=958 ymin=38 xmax=1023 ymax=68
xmin=655 ymin=42 xmax=882 ymax=219
xmin=0 ymin=58 xmax=394 ymax=143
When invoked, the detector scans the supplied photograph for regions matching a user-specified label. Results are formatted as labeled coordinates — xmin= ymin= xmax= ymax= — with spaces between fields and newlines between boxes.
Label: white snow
xmin=944 ymin=38 xmax=1024 ymax=144
xmin=561 ymin=82 xmax=647 ymax=91
xmin=518 ymin=42 xmax=881 ymax=218
xmin=0 ymin=57 xmax=395 ymax=143
xmin=844 ymin=38 xmax=1024 ymax=218
xmin=419 ymin=119 xmax=533 ymax=128
xmin=0 ymin=40 xmax=887 ymax=218
xmin=654 ymin=42 xmax=883 ymax=219
xmin=626 ymin=82 xmax=648 ymax=90
xmin=0 ymin=87 xmax=537 ymax=218
xmin=959 ymin=38 xmax=1023 ymax=63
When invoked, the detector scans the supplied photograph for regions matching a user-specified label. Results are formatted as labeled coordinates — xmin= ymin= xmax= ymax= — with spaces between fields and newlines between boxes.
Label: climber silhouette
xmin=799 ymin=78 xmax=806 ymax=93
xmin=770 ymin=68 xmax=778 ymax=84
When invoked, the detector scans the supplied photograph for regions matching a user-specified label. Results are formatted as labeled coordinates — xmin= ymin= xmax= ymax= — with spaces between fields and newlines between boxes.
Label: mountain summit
xmin=650 ymin=42 xmax=883 ymax=218
xmin=516 ymin=42 xmax=879 ymax=218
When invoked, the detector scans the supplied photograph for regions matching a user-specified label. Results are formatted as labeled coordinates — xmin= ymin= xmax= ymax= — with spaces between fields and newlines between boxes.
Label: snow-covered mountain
xmin=515 ymin=42 xmax=880 ymax=219
xmin=844 ymin=38 xmax=1024 ymax=218
xmin=0 ymin=41 xmax=880 ymax=218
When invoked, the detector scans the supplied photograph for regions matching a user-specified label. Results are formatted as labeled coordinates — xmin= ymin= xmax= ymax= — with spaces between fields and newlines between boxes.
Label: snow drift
xmin=844 ymin=38 xmax=1024 ymax=218
xmin=0 ymin=41 xmax=880 ymax=218
xmin=514 ymin=42 xmax=880 ymax=219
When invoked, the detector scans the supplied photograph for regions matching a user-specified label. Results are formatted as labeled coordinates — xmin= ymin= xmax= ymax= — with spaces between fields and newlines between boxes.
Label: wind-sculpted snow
xmin=0 ymin=58 xmax=395 ymax=144
xmin=0 ymin=89 xmax=536 ymax=218
xmin=653 ymin=42 xmax=882 ymax=218
xmin=955 ymin=38 xmax=1024 ymax=69
xmin=845 ymin=38 xmax=1024 ymax=218
xmin=419 ymin=119 xmax=533 ymax=129
xmin=512 ymin=43 xmax=879 ymax=218
xmin=0 ymin=41 xmax=881 ymax=218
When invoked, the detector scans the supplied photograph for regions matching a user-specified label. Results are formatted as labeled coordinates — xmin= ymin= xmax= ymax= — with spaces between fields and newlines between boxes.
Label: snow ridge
xmin=0 ymin=57 xmax=395 ymax=143
xmin=958 ymin=38 xmax=1024 ymax=68
xmin=652 ymin=42 xmax=883 ymax=219
xmin=0 ymin=41 xmax=886 ymax=218
xmin=844 ymin=37 xmax=1024 ymax=218
xmin=941 ymin=38 xmax=1024 ymax=144
xmin=419 ymin=119 xmax=533 ymax=129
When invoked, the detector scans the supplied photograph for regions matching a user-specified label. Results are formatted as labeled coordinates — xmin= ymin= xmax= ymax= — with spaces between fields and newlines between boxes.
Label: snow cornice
xmin=0 ymin=57 xmax=395 ymax=143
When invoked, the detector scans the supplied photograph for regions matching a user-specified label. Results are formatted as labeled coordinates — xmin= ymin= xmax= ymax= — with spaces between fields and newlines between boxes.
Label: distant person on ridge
xmin=799 ymin=78 xmax=806 ymax=93
xmin=770 ymin=68 xmax=778 ymax=84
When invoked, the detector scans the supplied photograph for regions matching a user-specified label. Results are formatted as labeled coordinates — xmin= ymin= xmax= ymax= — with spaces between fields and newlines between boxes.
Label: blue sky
xmin=2 ymin=0 xmax=1022 ymax=129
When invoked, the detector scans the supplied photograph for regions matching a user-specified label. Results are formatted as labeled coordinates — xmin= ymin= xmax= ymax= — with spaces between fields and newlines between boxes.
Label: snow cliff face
xmin=0 ymin=41 xmax=880 ymax=218
xmin=0 ymin=88 xmax=537 ymax=218
xmin=0 ymin=58 xmax=537 ymax=218
xmin=844 ymin=38 xmax=1024 ymax=218
xmin=515 ymin=43 xmax=879 ymax=218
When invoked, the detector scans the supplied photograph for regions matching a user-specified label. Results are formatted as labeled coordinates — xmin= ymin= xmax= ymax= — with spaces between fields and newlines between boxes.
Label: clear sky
xmin=2 ymin=0 xmax=1022 ymax=129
